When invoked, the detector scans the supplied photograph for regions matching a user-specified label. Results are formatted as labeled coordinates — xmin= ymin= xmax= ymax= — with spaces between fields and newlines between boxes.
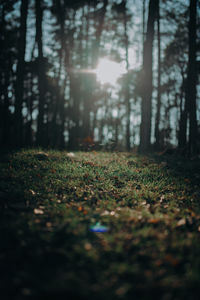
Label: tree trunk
xmin=142 ymin=0 xmax=146 ymax=45
xmin=123 ymin=0 xmax=131 ymax=151
xmin=52 ymin=0 xmax=66 ymax=148
xmin=188 ymin=0 xmax=197 ymax=155
xmin=178 ymin=70 xmax=187 ymax=150
xmin=14 ymin=0 xmax=28 ymax=147
xmin=35 ymin=0 xmax=46 ymax=146
xmin=68 ymin=75 xmax=80 ymax=150
xmin=154 ymin=0 xmax=161 ymax=150
xmin=139 ymin=0 xmax=158 ymax=152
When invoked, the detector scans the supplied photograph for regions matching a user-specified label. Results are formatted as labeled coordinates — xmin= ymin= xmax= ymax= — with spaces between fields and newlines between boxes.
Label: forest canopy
xmin=0 ymin=0 xmax=199 ymax=154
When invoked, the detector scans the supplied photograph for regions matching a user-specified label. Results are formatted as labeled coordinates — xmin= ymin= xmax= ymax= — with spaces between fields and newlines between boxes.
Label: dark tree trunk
xmin=68 ymin=75 xmax=81 ymax=150
xmin=35 ymin=0 xmax=46 ymax=146
xmin=1 ymin=5 xmax=11 ymax=147
xmin=52 ymin=0 xmax=66 ymax=148
xmin=123 ymin=0 xmax=131 ymax=151
xmin=82 ymin=5 xmax=91 ymax=140
xmin=178 ymin=70 xmax=187 ymax=150
xmin=154 ymin=0 xmax=161 ymax=150
xmin=187 ymin=0 xmax=197 ymax=155
xmin=142 ymin=0 xmax=146 ymax=45
xmin=139 ymin=0 xmax=158 ymax=152
xmin=14 ymin=0 xmax=28 ymax=147
xmin=67 ymin=12 xmax=80 ymax=149
xmin=2 ymin=71 xmax=10 ymax=146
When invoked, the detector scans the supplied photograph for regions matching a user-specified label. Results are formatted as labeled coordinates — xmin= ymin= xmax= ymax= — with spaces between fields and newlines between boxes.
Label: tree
xmin=35 ymin=0 xmax=46 ymax=146
xmin=51 ymin=0 xmax=66 ymax=148
xmin=187 ymin=0 xmax=197 ymax=155
xmin=154 ymin=0 xmax=161 ymax=150
xmin=139 ymin=0 xmax=158 ymax=152
xmin=0 ymin=1 xmax=17 ymax=147
xmin=14 ymin=0 xmax=28 ymax=146
xmin=122 ymin=0 xmax=131 ymax=151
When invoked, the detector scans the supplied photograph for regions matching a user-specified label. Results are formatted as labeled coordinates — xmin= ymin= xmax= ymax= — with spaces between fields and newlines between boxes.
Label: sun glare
xmin=95 ymin=58 xmax=125 ymax=86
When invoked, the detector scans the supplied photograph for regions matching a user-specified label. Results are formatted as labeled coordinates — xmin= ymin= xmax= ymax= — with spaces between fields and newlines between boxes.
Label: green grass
xmin=1 ymin=149 xmax=200 ymax=299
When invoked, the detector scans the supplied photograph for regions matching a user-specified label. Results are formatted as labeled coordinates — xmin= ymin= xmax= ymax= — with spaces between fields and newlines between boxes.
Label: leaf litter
xmin=1 ymin=150 xmax=200 ymax=299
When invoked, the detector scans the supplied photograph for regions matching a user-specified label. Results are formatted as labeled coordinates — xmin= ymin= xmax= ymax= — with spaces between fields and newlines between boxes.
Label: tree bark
xmin=35 ymin=0 xmax=46 ymax=146
xmin=178 ymin=70 xmax=187 ymax=150
xmin=188 ymin=0 xmax=197 ymax=155
xmin=123 ymin=0 xmax=131 ymax=151
xmin=139 ymin=0 xmax=158 ymax=152
xmin=14 ymin=0 xmax=28 ymax=147
xmin=52 ymin=0 xmax=66 ymax=148
xmin=154 ymin=0 xmax=161 ymax=150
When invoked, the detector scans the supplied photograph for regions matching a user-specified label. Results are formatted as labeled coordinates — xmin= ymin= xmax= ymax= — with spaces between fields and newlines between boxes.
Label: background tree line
xmin=0 ymin=0 xmax=199 ymax=154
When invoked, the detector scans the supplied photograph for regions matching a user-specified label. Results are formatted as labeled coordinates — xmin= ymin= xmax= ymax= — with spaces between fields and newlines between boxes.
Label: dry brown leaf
xmin=176 ymin=218 xmax=186 ymax=227
xmin=148 ymin=218 xmax=160 ymax=224
xmin=84 ymin=242 xmax=92 ymax=250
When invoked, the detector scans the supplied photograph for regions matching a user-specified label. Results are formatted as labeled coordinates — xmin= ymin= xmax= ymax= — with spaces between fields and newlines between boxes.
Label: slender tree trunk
xmin=188 ymin=0 xmax=197 ymax=155
xmin=36 ymin=0 xmax=46 ymax=146
xmin=68 ymin=75 xmax=80 ymax=150
xmin=52 ymin=0 xmax=66 ymax=148
xmin=14 ymin=0 xmax=28 ymax=147
xmin=123 ymin=0 xmax=131 ymax=151
xmin=67 ymin=12 xmax=80 ymax=149
xmin=178 ymin=70 xmax=187 ymax=150
xmin=2 ymin=71 xmax=10 ymax=146
xmin=82 ymin=5 xmax=91 ymax=140
xmin=1 ymin=5 xmax=11 ymax=146
xmin=154 ymin=0 xmax=161 ymax=150
xmin=139 ymin=0 xmax=158 ymax=152
xmin=142 ymin=0 xmax=146 ymax=45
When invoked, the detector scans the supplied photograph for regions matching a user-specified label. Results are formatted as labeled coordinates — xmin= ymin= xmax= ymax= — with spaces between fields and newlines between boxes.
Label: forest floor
xmin=0 ymin=149 xmax=200 ymax=300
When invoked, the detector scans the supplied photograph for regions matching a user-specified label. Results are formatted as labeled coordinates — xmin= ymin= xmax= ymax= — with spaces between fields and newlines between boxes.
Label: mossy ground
xmin=1 ymin=149 xmax=200 ymax=299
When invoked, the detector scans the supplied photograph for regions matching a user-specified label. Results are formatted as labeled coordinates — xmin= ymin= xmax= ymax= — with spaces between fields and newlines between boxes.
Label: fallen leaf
xmin=176 ymin=218 xmax=186 ymax=227
xmin=164 ymin=254 xmax=179 ymax=266
xmin=46 ymin=222 xmax=52 ymax=228
xmin=29 ymin=189 xmax=36 ymax=195
xmin=160 ymin=195 xmax=165 ymax=203
xmin=148 ymin=218 xmax=160 ymax=224
xmin=34 ymin=208 xmax=44 ymax=215
xmin=67 ymin=152 xmax=75 ymax=158
xmin=84 ymin=242 xmax=92 ymax=250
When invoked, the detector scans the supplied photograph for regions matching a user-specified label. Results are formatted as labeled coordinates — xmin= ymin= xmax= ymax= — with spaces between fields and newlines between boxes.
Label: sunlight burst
xmin=95 ymin=58 xmax=125 ymax=86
